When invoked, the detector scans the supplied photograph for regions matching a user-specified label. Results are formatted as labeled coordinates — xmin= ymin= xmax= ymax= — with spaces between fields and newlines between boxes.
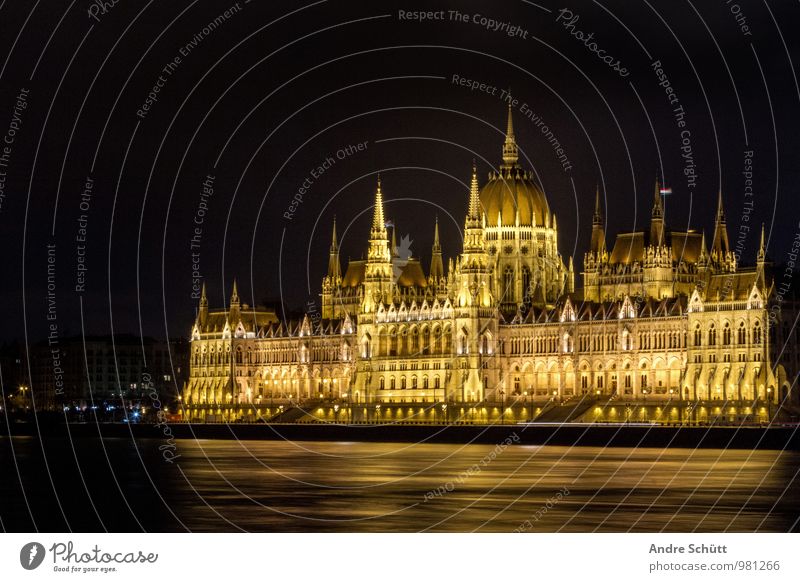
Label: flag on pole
xmin=659 ymin=187 xmax=672 ymax=195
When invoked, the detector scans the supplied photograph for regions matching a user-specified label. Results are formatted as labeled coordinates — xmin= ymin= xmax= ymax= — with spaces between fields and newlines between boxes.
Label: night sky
xmin=1 ymin=0 xmax=798 ymax=343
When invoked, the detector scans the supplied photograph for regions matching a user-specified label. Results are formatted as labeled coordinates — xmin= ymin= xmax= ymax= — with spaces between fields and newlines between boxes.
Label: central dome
xmin=480 ymin=168 xmax=550 ymax=226
xmin=479 ymin=104 xmax=551 ymax=227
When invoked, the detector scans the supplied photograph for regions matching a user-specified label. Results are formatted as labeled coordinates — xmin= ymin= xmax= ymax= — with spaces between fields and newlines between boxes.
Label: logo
xmin=392 ymin=231 xmax=413 ymax=282
xmin=20 ymin=542 xmax=46 ymax=570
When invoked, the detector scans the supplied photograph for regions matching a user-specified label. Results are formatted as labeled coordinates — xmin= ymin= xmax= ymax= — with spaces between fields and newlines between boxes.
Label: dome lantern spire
xmin=501 ymin=102 xmax=519 ymax=169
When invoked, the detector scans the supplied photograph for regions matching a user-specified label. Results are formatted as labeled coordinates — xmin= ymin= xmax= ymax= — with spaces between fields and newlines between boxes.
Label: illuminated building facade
xmin=182 ymin=107 xmax=793 ymax=422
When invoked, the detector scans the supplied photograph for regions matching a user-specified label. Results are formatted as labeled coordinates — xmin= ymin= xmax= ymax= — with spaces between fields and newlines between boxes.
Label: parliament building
xmin=181 ymin=107 xmax=796 ymax=423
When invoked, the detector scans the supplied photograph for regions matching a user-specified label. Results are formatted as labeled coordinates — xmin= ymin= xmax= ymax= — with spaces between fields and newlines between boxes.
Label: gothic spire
xmin=467 ymin=160 xmax=481 ymax=223
xmin=371 ymin=176 xmax=387 ymax=239
xmin=650 ymin=178 xmax=665 ymax=246
xmin=199 ymin=282 xmax=208 ymax=308
xmin=430 ymin=217 xmax=444 ymax=280
xmin=327 ymin=217 xmax=341 ymax=280
xmin=593 ymin=185 xmax=603 ymax=225
xmin=230 ymin=278 xmax=239 ymax=306
xmin=590 ymin=185 xmax=606 ymax=254
xmin=757 ymin=223 xmax=766 ymax=263
xmin=501 ymin=103 xmax=519 ymax=168
xmin=711 ymin=189 xmax=730 ymax=257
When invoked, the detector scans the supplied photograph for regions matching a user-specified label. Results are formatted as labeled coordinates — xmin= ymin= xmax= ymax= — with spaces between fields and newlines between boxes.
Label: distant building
xmin=28 ymin=334 xmax=188 ymax=412
xmin=183 ymin=106 xmax=795 ymax=423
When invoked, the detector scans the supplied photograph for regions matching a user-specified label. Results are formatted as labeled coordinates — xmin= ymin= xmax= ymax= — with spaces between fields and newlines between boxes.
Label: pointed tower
xmin=711 ymin=189 xmax=730 ymax=261
xmin=756 ymin=223 xmax=768 ymax=284
xmin=590 ymin=186 xmax=606 ymax=254
xmin=430 ymin=217 xmax=444 ymax=281
xmin=362 ymin=177 xmax=393 ymax=312
xmin=650 ymin=178 xmax=665 ymax=247
xmin=455 ymin=163 xmax=496 ymax=404
xmin=197 ymin=282 xmax=208 ymax=328
xmin=322 ymin=217 xmax=342 ymax=319
xmin=229 ymin=279 xmax=240 ymax=323
xmin=328 ymin=216 xmax=342 ymax=280
xmin=501 ymin=103 xmax=519 ymax=169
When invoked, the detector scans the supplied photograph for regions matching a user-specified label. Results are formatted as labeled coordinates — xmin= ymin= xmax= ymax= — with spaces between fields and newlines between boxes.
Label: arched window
xmin=708 ymin=325 xmax=717 ymax=346
xmin=434 ymin=376 xmax=440 ymax=389
xmin=411 ymin=376 xmax=417 ymax=389
xmin=401 ymin=377 xmax=407 ymax=389
xmin=379 ymin=377 xmax=385 ymax=390
xmin=738 ymin=322 xmax=746 ymax=344
xmin=422 ymin=327 xmax=431 ymax=355
xmin=390 ymin=377 xmax=396 ymax=390
xmin=482 ymin=335 xmax=490 ymax=355
xmin=694 ymin=325 xmax=702 ymax=347
xmin=723 ymin=323 xmax=731 ymax=345
xmin=753 ymin=322 xmax=762 ymax=344
xmin=423 ymin=376 xmax=429 ymax=389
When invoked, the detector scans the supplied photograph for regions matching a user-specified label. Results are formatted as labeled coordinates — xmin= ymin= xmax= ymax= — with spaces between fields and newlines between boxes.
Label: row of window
xmin=378 ymin=376 xmax=442 ymax=390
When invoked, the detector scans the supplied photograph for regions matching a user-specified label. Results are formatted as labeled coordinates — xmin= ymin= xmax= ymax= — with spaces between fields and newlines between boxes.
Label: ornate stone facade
xmin=182 ymin=108 xmax=794 ymax=422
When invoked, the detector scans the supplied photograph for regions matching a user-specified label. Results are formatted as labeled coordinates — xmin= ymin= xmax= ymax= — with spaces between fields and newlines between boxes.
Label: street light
xmin=441 ymin=403 xmax=448 ymax=425
xmin=499 ymin=390 xmax=505 ymax=424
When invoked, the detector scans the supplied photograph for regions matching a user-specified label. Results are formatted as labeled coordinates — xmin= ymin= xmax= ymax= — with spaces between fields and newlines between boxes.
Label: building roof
xmin=480 ymin=169 xmax=550 ymax=227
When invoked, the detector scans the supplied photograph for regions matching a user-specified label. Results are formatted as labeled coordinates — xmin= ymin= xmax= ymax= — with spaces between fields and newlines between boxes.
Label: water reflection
xmin=1 ymin=437 xmax=798 ymax=532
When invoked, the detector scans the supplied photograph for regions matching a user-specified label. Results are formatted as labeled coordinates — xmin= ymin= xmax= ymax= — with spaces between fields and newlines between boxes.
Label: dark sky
xmin=1 ymin=0 xmax=798 ymax=342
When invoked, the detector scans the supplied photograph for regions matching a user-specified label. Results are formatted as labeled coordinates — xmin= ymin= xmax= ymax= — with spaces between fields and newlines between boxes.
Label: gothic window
xmin=753 ymin=322 xmax=762 ymax=344
xmin=514 ymin=376 xmax=520 ymax=394
xmin=423 ymin=327 xmax=431 ymax=355
xmin=738 ymin=322 xmax=746 ymax=344
xmin=503 ymin=266 xmax=514 ymax=302
xmin=390 ymin=377 xmax=396 ymax=390
xmin=411 ymin=376 xmax=417 ymax=389
xmin=708 ymin=325 xmax=717 ymax=346
xmin=694 ymin=325 xmax=702 ymax=347
xmin=434 ymin=376 xmax=440 ymax=389
xmin=380 ymin=377 xmax=385 ymax=390
xmin=411 ymin=328 xmax=419 ymax=353
xmin=723 ymin=323 xmax=731 ymax=345
xmin=482 ymin=335 xmax=490 ymax=355
xmin=581 ymin=375 xmax=588 ymax=389
xmin=521 ymin=266 xmax=531 ymax=304
xmin=641 ymin=374 xmax=648 ymax=388
xmin=621 ymin=330 xmax=632 ymax=351
xmin=423 ymin=376 xmax=429 ymax=389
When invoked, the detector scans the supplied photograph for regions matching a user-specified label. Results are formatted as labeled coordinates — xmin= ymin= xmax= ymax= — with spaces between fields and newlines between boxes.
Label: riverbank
xmin=5 ymin=421 xmax=799 ymax=450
